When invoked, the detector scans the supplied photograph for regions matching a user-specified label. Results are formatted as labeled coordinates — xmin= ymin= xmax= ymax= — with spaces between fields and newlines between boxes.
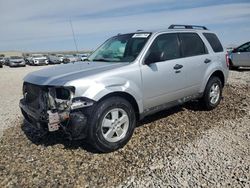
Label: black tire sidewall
xmin=88 ymin=97 xmax=136 ymax=152
xmin=203 ymin=77 xmax=222 ymax=110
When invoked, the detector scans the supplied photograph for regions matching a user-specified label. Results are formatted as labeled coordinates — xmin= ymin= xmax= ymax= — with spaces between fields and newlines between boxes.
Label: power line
xmin=69 ymin=18 xmax=79 ymax=52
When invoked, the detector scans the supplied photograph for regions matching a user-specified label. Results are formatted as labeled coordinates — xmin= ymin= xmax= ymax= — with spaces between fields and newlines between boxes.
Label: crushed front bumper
xmin=19 ymin=98 xmax=90 ymax=140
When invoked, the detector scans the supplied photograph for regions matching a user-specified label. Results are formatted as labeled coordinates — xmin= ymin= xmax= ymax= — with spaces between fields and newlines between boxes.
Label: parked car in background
xmin=77 ymin=53 xmax=90 ymax=61
xmin=48 ymin=54 xmax=64 ymax=64
xmin=0 ymin=57 xmax=5 ymax=67
xmin=30 ymin=54 xmax=49 ymax=66
xmin=20 ymin=25 xmax=229 ymax=152
xmin=6 ymin=56 xmax=26 ymax=67
xmin=73 ymin=54 xmax=81 ymax=62
xmin=24 ymin=56 xmax=32 ymax=65
xmin=63 ymin=54 xmax=78 ymax=63
xmin=229 ymin=41 xmax=250 ymax=69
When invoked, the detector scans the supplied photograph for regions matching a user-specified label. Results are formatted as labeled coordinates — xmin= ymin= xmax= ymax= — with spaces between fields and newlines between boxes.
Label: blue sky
xmin=0 ymin=0 xmax=250 ymax=52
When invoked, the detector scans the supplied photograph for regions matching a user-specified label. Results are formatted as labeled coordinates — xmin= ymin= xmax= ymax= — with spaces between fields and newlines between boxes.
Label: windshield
xmin=88 ymin=33 xmax=151 ymax=63
xmin=10 ymin=56 xmax=22 ymax=59
xmin=33 ymin=55 xmax=44 ymax=58
xmin=65 ymin=55 xmax=74 ymax=57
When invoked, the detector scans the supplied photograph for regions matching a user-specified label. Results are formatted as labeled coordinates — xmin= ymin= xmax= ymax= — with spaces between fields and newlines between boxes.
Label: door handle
xmin=173 ymin=64 xmax=183 ymax=70
xmin=204 ymin=59 xmax=211 ymax=64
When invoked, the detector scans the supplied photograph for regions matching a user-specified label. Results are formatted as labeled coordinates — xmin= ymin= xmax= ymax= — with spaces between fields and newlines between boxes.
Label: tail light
xmin=225 ymin=53 xmax=230 ymax=68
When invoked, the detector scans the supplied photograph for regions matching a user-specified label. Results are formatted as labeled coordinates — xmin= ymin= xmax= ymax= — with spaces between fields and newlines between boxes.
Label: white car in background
xmin=77 ymin=53 xmax=90 ymax=61
xmin=30 ymin=54 xmax=49 ymax=66
xmin=63 ymin=54 xmax=79 ymax=63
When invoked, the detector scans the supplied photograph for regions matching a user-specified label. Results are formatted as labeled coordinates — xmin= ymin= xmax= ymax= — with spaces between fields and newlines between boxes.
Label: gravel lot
xmin=0 ymin=65 xmax=249 ymax=187
xmin=0 ymin=66 xmax=48 ymax=137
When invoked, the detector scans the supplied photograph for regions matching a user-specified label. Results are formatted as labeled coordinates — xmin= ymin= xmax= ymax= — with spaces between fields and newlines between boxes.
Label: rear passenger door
xmin=177 ymin=32 xmax=210 ymax=94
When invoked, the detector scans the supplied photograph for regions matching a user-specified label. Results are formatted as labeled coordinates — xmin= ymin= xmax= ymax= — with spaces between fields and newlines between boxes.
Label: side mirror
xmin=144 ymin=51 xmax=164 ymax=65
xmin=232 ymin=48 xmax=237 ymax=53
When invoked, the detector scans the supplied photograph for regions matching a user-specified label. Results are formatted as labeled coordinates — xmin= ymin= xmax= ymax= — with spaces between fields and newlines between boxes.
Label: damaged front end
xmin=19 ymin=82 xmax=95 ymax=140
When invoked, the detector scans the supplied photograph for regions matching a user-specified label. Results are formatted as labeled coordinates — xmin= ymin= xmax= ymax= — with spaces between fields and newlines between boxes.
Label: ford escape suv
xmin=20 ymin=25 xmax=229 ymax=152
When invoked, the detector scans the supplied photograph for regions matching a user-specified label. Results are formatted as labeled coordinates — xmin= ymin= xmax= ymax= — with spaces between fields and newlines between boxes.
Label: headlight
xmin=71 ymin=97 xmax=95 ymax=110
xmin=55 ymin=88 xmax=71 ymax=100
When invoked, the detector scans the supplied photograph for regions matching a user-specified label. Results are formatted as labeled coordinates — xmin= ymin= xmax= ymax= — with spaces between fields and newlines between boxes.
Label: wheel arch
xmin=200 ymin=69 xmax=226 ymax=94
xmin=209 ymin=70 xmax=225 ymax=87
xmin=98 ymin=91 xmax=140 ymax=121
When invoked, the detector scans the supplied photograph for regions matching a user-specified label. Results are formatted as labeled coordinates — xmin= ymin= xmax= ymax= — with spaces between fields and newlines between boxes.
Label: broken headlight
xmin=55 ymin=87 xmax=71 ymax=100
xmin=71 ymin=97 xmax=95 ymax=110
xmin=48 ymin=87 xmax=74 ymax=111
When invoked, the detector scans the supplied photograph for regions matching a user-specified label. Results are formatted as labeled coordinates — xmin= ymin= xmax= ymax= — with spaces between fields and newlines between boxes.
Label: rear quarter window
xmin=203 ymin=33 xmax=223 ymax=53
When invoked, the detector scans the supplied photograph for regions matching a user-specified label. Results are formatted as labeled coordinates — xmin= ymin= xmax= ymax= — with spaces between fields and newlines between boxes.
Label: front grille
xmin=38 ymin=59 xmax=46 ymax=63
xmin=24 ymin=83 xmax=45 ymax=110
xmin=13 ymin=61 xmax=22 ymax=64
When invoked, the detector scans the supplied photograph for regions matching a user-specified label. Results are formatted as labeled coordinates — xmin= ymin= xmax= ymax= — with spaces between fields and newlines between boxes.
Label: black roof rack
xmin=168 ymin=24 xmax=208 ymax=30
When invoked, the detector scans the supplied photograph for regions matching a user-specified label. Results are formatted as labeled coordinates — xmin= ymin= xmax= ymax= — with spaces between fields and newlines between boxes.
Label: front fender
xmin=81 ymin=77 xmax=144 ymax=113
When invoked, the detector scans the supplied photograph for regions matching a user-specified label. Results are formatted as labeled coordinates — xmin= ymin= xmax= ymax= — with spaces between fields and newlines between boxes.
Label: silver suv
xmin=20 ymin=25 xmax=229 ymax=152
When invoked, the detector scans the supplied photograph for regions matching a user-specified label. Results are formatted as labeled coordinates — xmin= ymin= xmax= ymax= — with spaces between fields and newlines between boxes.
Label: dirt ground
xmin=0 ymin=65 xmax=249 ymax=187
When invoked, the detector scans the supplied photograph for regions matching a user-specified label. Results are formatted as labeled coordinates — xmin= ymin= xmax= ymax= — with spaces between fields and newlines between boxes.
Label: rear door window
xmin=203 ymin=33 xmax=223 ymax=52
xmin=179 ymin=33 xmax=207 ymax=57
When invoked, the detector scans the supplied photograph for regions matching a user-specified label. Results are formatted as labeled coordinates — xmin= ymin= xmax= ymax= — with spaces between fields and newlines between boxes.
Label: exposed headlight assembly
xmin=47 ymin=87 xmax=74 ymax=111
xmin=71 ymin=97 xmax=95 ymax=110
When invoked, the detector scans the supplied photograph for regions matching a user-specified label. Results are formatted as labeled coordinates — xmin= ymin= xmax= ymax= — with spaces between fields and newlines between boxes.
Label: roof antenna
xmin=69 ymin=18 xmax=79 ymax=53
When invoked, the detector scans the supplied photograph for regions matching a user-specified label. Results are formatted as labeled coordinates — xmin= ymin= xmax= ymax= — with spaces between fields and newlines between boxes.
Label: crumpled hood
xmin=24 ymin=61 xmax=128 ymax=86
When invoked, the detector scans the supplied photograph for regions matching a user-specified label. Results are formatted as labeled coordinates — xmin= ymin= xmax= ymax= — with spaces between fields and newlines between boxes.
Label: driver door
xmin=141 ymin=33 xmax=187 ymax=110
xmin=232 ymin=42 xmax=250 ymax=66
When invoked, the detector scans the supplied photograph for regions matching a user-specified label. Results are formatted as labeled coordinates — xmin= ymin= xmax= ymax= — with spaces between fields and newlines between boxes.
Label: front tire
xmin=201 ymin=77 xmax=222 ymax=110
xmin=87 ymin=97 xmax=136 ymax=153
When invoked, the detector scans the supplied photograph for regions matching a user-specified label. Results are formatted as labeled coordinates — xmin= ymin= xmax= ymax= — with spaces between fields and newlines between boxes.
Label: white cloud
xmin=0 ymin=1 xmax=249 ymax=50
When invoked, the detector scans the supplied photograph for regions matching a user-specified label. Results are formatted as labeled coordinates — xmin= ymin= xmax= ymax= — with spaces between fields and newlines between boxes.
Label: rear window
xmin=203 ymin=33 xmax=223 ymax=52
xmin=179 ymin=33 xmax=207 ymax=57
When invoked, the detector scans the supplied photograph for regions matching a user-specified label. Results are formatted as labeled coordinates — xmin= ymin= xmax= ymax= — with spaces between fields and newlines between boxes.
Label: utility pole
xmin=69 ymin=18 xmax=78 ymax=52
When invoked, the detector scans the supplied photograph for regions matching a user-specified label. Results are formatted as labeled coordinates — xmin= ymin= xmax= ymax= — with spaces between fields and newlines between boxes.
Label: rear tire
xmin=201 ymin=77 xmax=222 ymax=110
xmin=229 ymin=65 xmax=239 ymax=70
xmin=229 ymin=60 xmax=239 ymax=70
xmin=87 ymin=97 xmax=136 ymax=153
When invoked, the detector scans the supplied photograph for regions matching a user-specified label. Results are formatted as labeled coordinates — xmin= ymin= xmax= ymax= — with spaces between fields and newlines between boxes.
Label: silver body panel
xmin=23 ymin=29 xmax=229 ymax=117
xmin=231 ymin=52 xmax=250 ymax=67
xmin=230 ymin=41 xmax=250 ymax=67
